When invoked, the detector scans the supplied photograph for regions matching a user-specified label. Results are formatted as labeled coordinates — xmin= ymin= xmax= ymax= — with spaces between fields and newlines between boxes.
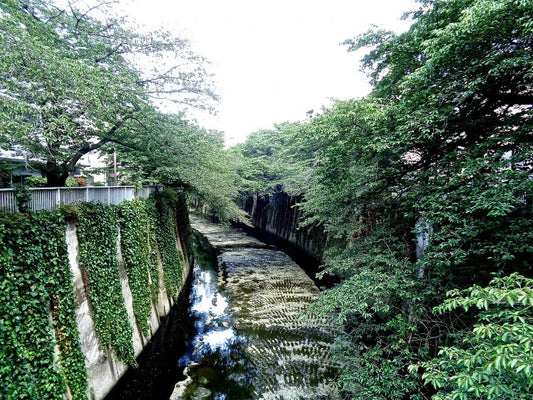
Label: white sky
xmin=125 ymin=0 xmax=417 ymax=145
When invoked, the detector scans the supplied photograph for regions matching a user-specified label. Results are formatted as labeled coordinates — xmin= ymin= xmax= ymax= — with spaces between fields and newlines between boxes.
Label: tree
xmin=231 ymin=122 xmax=311 ymax=195
xmin=297 ymin=99 xmax=390 ymax=239
xmin=303 ymin=0 xmax=533 ymax=397
xmin=299 ymin=99 xmax=426 ymax=399
xmin=232 ymin=1 xmax=533 ymax=398
xmin=358 ymin=0 xmax=533 ymax=287
xmin=0 ymin=0 xmax=217 ymax=186
xmin=415 ymin=273 xmax=533 ymax=400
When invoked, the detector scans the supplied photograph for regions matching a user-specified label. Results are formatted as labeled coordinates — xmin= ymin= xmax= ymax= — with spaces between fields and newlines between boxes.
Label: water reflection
xmin=172 ymin=223 xmax=340 ymax=400
xmin=173 ymin=234 xmax=254 ymax=400
xmin=179 ymin=263 xmax=237 ymax=366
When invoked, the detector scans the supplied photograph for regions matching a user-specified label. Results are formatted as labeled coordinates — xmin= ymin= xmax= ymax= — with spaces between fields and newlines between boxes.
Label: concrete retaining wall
xmin=241 ymin=193 xmax=327 ymax=262
xmin=65 ymin=221 xmax=190 ymax=399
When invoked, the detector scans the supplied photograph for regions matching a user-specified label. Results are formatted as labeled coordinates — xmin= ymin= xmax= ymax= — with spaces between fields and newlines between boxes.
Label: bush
xmin=24 ymin=176 xmax=46 ymax=187
xmin=413 ymin=273 xmax=533 ymax=400
xmin=65 ymin=178 xmax=78 ymax=187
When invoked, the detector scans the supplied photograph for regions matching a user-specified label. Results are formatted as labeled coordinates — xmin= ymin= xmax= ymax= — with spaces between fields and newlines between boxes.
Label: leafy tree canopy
xmin=236 ymin=0 xmax=533 ymax=397
xmin=0 ymin=0 xmax=241 ymax=218
xmin=0 ymin=0 xmax=217 ymax=185
xmin=416 ymin=273 xmax=533 ymax=400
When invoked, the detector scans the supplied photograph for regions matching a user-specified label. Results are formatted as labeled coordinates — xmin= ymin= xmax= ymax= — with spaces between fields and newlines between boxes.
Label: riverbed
xmin=171 ymin=216 xmax=341 ymax=400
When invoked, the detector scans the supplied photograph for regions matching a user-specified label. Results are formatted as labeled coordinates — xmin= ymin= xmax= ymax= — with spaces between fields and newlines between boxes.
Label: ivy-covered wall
xmin=0 ymin=189 xmax=191 ymax=400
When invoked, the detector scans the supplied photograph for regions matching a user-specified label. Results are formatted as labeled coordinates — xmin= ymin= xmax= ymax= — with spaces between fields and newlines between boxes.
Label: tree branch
xmin=66 ymin=117 xmax=126 ymax=170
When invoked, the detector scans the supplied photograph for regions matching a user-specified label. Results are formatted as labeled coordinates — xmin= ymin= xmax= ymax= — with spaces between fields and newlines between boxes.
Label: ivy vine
xmin=151 ymin=190 xmax=185 ymax=297
xmin=77 ymin=202 xmax=136 ymax=366
xmin=145 ymin=198 xmax=162 ymax=304
xmin=0 ymin=210 xmax=87 ymax=399
xmin=12 ymin=183 xmax=31 ymax=213
xmin=118 ymin=199 xmax=153 ymax=336
xmin=0 ymin=192 xmax=189 ymax=398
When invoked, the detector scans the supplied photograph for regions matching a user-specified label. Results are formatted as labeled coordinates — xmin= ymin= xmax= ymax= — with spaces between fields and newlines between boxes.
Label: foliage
xmin=236 ymin=0 xmax=533 ymax=398
xmin=0 ymin=0 xmax=216 ymax=186
xmin=12 ymin=183 xmax=32 ymax=213
xmin=414 ymin=273 xmax=533 ymax=400
xmin=0 ymin=189 xmax=189 ymax=397
xmin=231 ymin=121 xmax=320 ymax=196
xmin=145 ymin=198 xmax=162 ymax=303
xmin=231 ymin=127 xmax=287 ymax=194
xmin=351 ymin=0 xmax=533 ymax=289
xmin=0 ymin=210 xmax=87 ymax=399
xmin=76 ymin=202 xmax=136 ymax=365
xmin=306 ymin=221 xmax=426 ymax=398
xmin=1 ymin=0 xmax=241 ymax=221
xmin=146 ymin=124 xmax=244 ymax=221
xmin=0 ymin=159 xmax=17 ymax=187
xmin=118 ymin=199 xmax=154 ymax=336
xmin=297 ymin=99 xmax=389 ymax=239
xmin=23 ymin=175 xmax=47 ymax=187
xmin=151 ymin=189 xmax=186 ymax=297
xmin=65 ymin=178 xmax=79 ymax=187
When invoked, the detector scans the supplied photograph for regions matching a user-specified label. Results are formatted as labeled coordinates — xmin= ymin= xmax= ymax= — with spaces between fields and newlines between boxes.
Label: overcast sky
xmin=126 ymin=0 xmax=417 ymax=145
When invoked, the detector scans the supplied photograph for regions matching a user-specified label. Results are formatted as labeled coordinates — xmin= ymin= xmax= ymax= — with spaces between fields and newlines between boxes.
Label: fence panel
xmin=110 ymin=186 xmax=135 ymax=204
xmin=88 ymin=187 xmax=110 ymax=204
xmin=137 ymin=186 xmax=159 ymax=199
xmin=59 ymin=187 xmax=88 ymax=205
xmin=31 ymin=188 xmax=59 ymax=210
xmin=0 ymin=186 xmax=148 ymax=212
xmin=0 ymin=189 xmax=17 ymax=212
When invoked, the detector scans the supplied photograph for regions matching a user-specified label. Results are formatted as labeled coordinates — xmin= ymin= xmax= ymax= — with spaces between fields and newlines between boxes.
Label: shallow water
xmin=171 ymin=218 xmax=340 ymax=400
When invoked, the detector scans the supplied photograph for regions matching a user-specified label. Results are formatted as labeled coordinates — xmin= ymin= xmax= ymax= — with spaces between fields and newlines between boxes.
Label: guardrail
xmin=0 ymin=185 xmax=161 ymax=212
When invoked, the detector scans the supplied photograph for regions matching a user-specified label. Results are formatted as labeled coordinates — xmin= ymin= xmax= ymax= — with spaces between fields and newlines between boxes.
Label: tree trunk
xmin=46 ymin=160 xmax=70 ymax=187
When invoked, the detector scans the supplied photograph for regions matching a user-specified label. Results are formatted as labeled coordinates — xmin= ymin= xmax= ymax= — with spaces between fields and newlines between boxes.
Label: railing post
xmin=86 ymin=187 xmax=89 ymax=202
xmin=56 ymin=188 xmax=61 ymax=209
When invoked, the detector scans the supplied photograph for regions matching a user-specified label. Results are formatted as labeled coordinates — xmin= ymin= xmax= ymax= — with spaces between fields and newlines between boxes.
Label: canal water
xmin=170 ymin=217 xmax=341 ymax=400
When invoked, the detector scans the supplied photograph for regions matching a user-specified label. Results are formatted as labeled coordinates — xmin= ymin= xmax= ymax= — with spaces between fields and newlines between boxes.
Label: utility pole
xmin=113 ymin=148 xmax=117 ymax=186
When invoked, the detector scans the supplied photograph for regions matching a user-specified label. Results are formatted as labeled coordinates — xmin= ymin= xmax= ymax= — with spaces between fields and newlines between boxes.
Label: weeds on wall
xmin=0 ymin=210 xmax=87 ymax=400
xmin=76 ymin=193 xmax=186 ymax=364
xmin=145 ymin=198 xmax=162 ymax=304
xmin=151 ymin=190 xmax=185 ymax=297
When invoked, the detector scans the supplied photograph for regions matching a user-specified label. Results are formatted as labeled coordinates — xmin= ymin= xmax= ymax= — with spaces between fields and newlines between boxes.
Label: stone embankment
xmin=66 ymin=222 xmax=189 ymax=400
xmin=240 ymin=193 xmax=327 ymax=262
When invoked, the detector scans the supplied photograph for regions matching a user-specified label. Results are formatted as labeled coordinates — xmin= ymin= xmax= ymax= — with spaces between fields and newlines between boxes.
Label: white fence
xmin=0 ymin=186 xmax=161 ymax=212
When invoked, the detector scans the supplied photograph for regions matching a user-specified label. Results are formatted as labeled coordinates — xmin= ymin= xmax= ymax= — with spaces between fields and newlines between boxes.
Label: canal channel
xmin=171 ymin=216 xmax=341 ymax=399
xmin=107 ymin=216 xmax=340 ymax=399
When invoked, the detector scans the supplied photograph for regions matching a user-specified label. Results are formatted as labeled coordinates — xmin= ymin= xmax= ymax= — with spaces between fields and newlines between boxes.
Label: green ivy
xmin=0 ymin=210 xmax=87 ymax=399
xmin=0 ymin=194 xmax=189 ymax=398
xmin=144 ymin=198 xmax=161 ymax=304
xmin=151 ymin=190 xmax=185 ymax=297
xmin=12 ymin=184 xmax=31 ymax=213
xmin=118 ymin=199 xmax=153 ymax=336
xmin=41 ymin=212 xmax=88 ymax=399
xmin=77 ymin=202 xmax=136 ymax=366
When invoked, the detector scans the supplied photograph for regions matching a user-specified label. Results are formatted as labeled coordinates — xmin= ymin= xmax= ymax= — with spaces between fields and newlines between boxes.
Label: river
xmin=170 ymin=216 xmax=341 ymax=400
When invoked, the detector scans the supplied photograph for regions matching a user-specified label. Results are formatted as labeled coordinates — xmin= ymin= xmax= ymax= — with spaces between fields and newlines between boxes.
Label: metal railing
xmin=0 ymin=185 xmax=161 ymax=212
